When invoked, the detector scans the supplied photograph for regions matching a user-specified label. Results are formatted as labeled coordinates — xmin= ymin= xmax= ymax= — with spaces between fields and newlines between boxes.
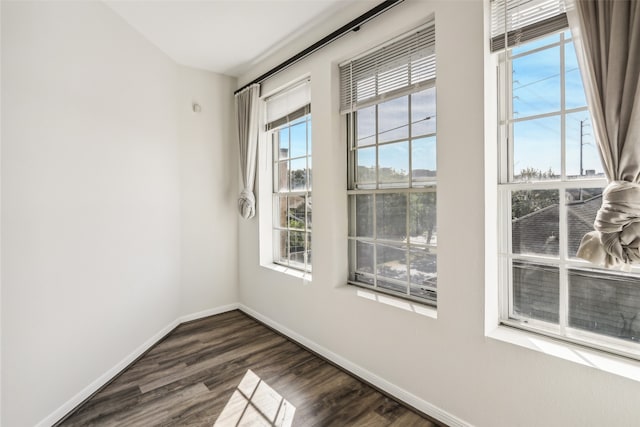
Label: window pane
xmin=275 ymin=230 xmax=289 ymax=265
xmin=356 ymin=146 xmax=376 ymax=184
xmin=409 ymin=246 xmax=436 ymax=289
xmin=513 ymin=261 xmax=559 ymax=324
xmin=288 ymin=195 xmax=305 ymax=230
xmin=511 ymin=189 xmax=560 ymax=256
xmin=565 ymin=114 xmax=603 ymax=178
xmin=379 ymin=141 xmax=409 ymax=185
xmin=377 ymin=243 xmax=408 ymax=283
xmin=278 ymin=128 xmax=289 ymax=159
xmin=357 ymin=106 xmax=376 ymax=146
xmin=378 ymin=96 xmax=409 ymax=143
xmin=513 ymin=116 xmax=561 ymax=180
xmin=412 ymin=136 xmax=436 ymax=181
xmin=277 ymin=161 xmax=289 ymax=191
xmin=276 ymin=196 xmax=287 ymax=228
xmin=411 ymin=88 xmax=436 ymax=137
xmin=350 ymin=194 xmax=373 ymax=238
xmin=566 ymin=188 xmax=603 ymax=258
xmin=289 ymin=231 xmax=306 ymax=265
xmin=565 ymin=42 xmax=587 ymax=109
xmin=307 ymin=157 xmax=313 ymax=190
xmin=355 ymin=273 xmax=375 ymax=286
xmin=352 ymin=240 xmax=374 ymax=274
xmin=512 ymin=46 xmax=560 ymax=118
xmin=290 ymin=158 xmax=306 ymax=191
xmin=569 ymin=269 xmax=640 ymax=343
xmin=289 ymin=122 xmax=307 ymax=158
xmin=409 ymin=192 xmax=436 ymax=245
xmin=306 ymin=195 xmax=312 ymax=230
xmin=376 ymin=193 xmax=407 ymax=241
xmin=306 ymin=232 xmax=312 ymax=268
xmin=308 ymin=119 xmax=312 ymax=153
xmin=378 ymin=279 xmax=408 ymax=295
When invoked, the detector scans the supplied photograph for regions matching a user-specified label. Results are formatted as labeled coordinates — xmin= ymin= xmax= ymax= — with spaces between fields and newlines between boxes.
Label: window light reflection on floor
xmin=214 ymin=369 xmax=296 ymax=427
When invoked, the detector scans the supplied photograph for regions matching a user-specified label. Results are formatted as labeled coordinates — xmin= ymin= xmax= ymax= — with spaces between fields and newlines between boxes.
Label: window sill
xmin=487 ymin=325 xmax=640 ymax=382
xmin=262 ymin=263 xmax=312 ymax=283
xmin=343 ymin=285 xmax=438 ymax=319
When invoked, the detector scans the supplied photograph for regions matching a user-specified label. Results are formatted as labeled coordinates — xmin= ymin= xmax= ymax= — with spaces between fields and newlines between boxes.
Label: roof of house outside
xmin=511 ymin=194 xmax=640 ymax=343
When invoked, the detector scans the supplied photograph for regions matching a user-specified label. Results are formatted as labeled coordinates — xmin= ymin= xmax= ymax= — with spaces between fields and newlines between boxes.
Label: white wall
xmin=1 ymin=2 xmax=237 ymax=426
xmin=237 ymin=1 xmax=640 ymax=426
xmin=177 ymin=66 xmax=238 ymax=315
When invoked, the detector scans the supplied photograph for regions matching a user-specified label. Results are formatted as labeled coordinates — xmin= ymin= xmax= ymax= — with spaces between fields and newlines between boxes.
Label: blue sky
xmin=354 ymin=32 xmax=604 ymax=182
xmin=356 ymin=88 xmax=436 ymax=181
xmin=512 ymin=32 xmax=602 ymax=178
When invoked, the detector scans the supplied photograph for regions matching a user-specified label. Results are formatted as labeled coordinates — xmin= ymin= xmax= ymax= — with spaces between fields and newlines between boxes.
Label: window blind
xmin=490 ymin=0 xmax=568 ymax=52
xmin=265 ymin=80 xmax=311 ymax=131
xmin=339 ymin=21 xmax=435 ymax=114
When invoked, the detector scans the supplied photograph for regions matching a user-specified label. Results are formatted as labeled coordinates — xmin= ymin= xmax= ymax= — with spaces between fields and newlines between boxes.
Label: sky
xmin=352 ymin=31 xmax=604 ymax=183
xmin=511 ymin=32 xmax=602 ymax=178
xmin=355 ymin=87 xmax=437 ymax=183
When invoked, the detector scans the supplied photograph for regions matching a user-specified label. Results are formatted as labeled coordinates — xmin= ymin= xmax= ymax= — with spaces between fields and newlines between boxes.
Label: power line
xmin=513 ymin=67 xmax=578 ymax=91
xmin=357 ymin=115 xmax=434 ymax=142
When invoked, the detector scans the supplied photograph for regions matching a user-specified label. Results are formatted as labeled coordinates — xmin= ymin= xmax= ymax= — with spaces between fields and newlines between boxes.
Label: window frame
xmin=497 ymin=30 xmax=640 ymax=360
xmin=271 ymin=111 xmax=312 ymax=274
xmin=347 ymin=86 xmax=438 ymax=306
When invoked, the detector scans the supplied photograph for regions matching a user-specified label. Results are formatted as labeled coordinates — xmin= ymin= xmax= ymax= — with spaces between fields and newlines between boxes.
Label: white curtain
xmin=569 ymin=0 xmax=640 ymax=269
xmin=235 ymin=84 xmax=261 ymax=219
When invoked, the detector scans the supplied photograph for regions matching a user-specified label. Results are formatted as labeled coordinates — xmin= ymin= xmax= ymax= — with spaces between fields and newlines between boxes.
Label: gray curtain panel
xmin=235 ymin=84 xmax=261 ymax=219
xmin=568 ymin=0 xmax=640 ymax=269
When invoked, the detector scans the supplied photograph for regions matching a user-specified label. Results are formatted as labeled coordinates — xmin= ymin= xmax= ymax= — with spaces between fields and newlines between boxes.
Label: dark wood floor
xmin=58 ymin=310 xmax=442 ymax=426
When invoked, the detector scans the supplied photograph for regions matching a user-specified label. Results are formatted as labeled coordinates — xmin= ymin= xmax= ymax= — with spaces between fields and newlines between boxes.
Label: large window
xmin=498 ymin=30 xmax=640 ymax=357
xmin=267 ymin=81 xmax=312 ymax=273
xmin=342 ymin=22 xmax=437 ymax=304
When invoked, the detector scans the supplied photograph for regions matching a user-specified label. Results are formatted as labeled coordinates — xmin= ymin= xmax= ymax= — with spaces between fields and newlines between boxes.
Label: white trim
xmin=178 ymin=303 xmax=240 ymax=324
xmin=38 ymin=303 xmax=240 ymax=427
xmin=238 ymin=304 xmax=471 ymax=427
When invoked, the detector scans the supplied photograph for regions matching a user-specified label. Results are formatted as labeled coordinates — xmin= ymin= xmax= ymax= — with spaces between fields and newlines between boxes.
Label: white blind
xmin=490 ymin=0 xmax=568 ymax=52
xmin=339 ymin=21 xmax=435 ymax=114
xmin=265 ymin=80 xmax=311 ymax=130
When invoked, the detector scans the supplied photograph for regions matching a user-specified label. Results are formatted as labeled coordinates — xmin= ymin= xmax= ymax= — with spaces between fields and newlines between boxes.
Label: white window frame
xmin=270 ymin=111 xmax=312 ymax=274
xmin=497 ymin=30 xmax=640 ymax=360
xmin=342 ymin=21 xmax=437 ymax=305
xmin=346 ymin=87 xmax=437 ymax=306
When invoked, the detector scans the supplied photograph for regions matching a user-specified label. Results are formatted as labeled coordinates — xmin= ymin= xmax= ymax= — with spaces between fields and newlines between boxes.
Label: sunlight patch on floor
xmin=214 ymin=369 xmax=296 ymax=427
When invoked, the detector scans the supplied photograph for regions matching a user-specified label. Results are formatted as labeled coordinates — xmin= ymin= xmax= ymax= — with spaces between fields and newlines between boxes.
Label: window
xmin=267 ymin=81 xmax=312 ymax=273
xmin=342 ymin=21 xmax=437 ymax=304
xmin=497 ymin=26 xmax=640 ymax=357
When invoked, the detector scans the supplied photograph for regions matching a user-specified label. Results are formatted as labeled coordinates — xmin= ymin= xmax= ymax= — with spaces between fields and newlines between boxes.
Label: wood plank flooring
xmin=58 ymin=310 xmax=443 ymax=426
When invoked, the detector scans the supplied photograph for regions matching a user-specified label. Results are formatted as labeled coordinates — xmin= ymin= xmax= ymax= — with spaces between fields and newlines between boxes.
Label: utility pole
xmin=579 ymin=119 xmax=591 ymax=201
xmin=579 ymin=119 xmax=591 ymax=177
xmin=580 ymin=119 xmax=585 ymax=176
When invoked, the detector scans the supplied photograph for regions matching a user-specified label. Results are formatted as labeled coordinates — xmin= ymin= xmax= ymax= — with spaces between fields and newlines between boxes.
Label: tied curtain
xmin=235 ymin=84 xmax=261 ymax=219
xmin=569 ymin=0 xmax=640 ymax=269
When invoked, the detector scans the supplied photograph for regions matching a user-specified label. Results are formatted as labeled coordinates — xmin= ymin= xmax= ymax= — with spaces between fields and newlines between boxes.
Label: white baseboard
xmin=238 ymin=304 xmax=472 ymax=427
xmin=38 ymin=303 xmax=240 ymax=427
xmin=178 ymin=303 xmax=240 ymax=324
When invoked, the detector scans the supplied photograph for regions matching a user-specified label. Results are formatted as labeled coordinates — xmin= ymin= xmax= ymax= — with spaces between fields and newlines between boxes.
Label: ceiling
xmin=105 ymin=0 xmax=361 ymax=77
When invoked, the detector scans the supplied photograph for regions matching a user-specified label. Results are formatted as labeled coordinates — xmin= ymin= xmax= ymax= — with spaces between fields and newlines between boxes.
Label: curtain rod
xmin=234 ymin=0 xmax=405 ymax=95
